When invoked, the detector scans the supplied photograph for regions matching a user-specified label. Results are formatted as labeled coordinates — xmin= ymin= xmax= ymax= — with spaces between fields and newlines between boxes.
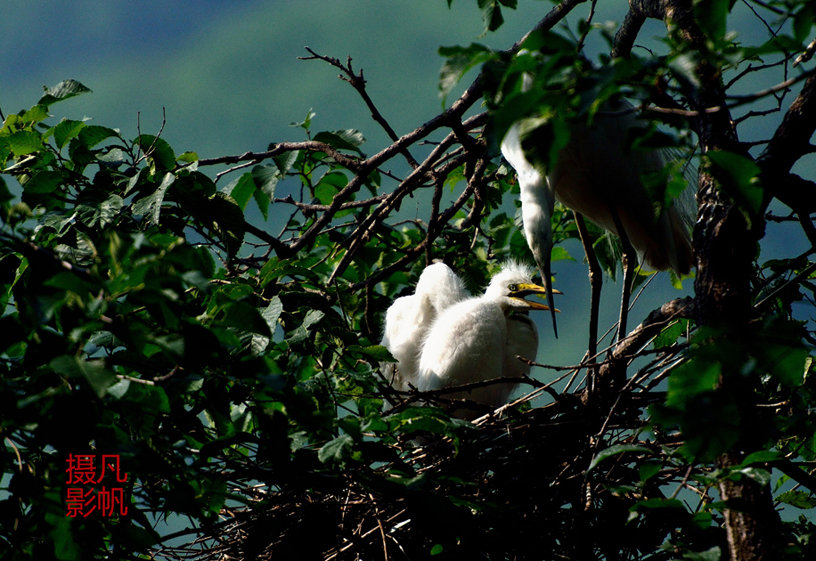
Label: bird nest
xmin=149 ymin=389 xmax=659 ymax=561
xmin=150 ymin=301 xmax=690 ymax=560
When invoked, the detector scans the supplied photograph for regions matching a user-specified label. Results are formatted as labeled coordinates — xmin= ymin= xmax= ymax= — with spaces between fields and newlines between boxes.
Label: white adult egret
xmin=417 ymin=261 xmax=552 ymax=417
xmin=380 ymin=262 xmax=470 ymax=392
xmin=501 ymin=98 xmax=694 ymax=337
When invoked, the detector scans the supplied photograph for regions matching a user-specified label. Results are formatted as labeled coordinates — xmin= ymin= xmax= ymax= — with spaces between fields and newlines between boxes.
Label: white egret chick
xmin=417 ymin=261 xmax=552 ymax=416
xmin=380 ymin=262 xmax=470 ymax=392
xmin=501 ymin=99 xmax=694 ymax=335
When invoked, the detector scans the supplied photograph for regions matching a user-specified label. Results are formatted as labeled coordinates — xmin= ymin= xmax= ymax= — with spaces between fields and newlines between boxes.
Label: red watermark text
xmin=65 ymin=454 xmax=129 ymax=517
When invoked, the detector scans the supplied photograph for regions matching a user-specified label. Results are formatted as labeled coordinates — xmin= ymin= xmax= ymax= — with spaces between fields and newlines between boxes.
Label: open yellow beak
xmin=511 ymin=282 xmax=562 ymax=312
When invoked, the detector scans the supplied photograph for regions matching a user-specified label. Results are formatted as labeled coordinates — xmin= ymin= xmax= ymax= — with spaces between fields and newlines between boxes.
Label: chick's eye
xmin=508 ymin=283 xmax=518 ymax=292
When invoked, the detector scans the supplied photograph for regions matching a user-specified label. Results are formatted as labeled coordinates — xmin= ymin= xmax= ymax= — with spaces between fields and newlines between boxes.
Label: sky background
xmin=3 ymin=1 xmax=527 ymax=156
xmin=1 ymin=0 xmax=811 ymax=368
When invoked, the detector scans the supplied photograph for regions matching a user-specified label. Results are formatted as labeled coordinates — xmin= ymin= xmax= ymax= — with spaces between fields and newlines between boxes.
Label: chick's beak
xmin=511 ymin=283 xmax=562 ymax=312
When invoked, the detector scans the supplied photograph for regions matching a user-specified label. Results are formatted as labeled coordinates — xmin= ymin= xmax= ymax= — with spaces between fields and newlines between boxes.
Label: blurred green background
xmin=3 ymin=1 xmax=526 ymax=156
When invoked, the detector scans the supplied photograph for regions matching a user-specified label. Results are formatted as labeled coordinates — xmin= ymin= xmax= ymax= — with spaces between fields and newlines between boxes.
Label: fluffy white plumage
xmin=416 ymin=261 xmax=550 ymax=415
xmin=380 ymin=262 xmax=469 ymax=391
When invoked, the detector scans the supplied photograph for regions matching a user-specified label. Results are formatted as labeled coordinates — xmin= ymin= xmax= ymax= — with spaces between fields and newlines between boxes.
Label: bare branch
xmin=198 ymin=141 xmax=362 ymax=171
xmin=727 ymin=71 xmax=812 ymax=106
xmin=759 ymin=72 xmax=816 ymax=178
xmin=595 ymin=296 xmax=695 ymax=393
xmin=348 ymin=172 xmax=478 ymax=292
xmin=327 ymin=113 xmax=487 ymax=284
xmin=513 ymin=0 xmax=589 ymax=51
xmin=612 ymin=3 xmax=646 ymax=57
xmin=301 ymin=47 xmax=420 ymax=169
xmin=613 ymin=0 xmax=673 ymax=58
xmin=794 ymin=36 xmax=816 ymax=67
xmin=274 ymin=193 xmax=386 ymax=213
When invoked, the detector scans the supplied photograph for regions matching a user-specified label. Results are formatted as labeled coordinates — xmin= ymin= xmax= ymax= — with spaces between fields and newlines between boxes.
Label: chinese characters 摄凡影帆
xmin=65 ymin=454 xmax=129 ymax=518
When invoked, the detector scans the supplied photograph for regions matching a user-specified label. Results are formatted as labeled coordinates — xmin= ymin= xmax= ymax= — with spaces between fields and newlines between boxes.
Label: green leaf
xmin=360 ymin=345 xmax=394 ymax=361
xmin=638 ymin=461 xmax=661 ymax=484
xmin=691 ymin=511 xmax=714 ymax=529
xmin=136 ymin=134 xmax=176 ymax=170
xmin=669 ymin=53 xmax=702 ymax=89
xmin=630 ymin=497 xmax=685 ymax=511
xmin=762 ymin=341 xmax=809 ymax=387
xmin=0 ymin=176 xmax=12 ymax=205
xmin=262 ymin=296 xmax=283 ymax=333
xmin=777 ymin=489 xmax=816 ymax=509
xmin=289 ymin=309 xmax=325 ymax=344
xmin=77 ymin=125 xmax=119 ymax=148
xmin=793 ymin=6 xmax=815 ymax=42
xmin=738 ymin=450 xmax=780 ymax=467
xmin=588 ymin=444 xmax=650 ymax=472
xmin=438 ymin=43 xmax=494 ymax=101
xmin=247 ymin=164 xmax=281 ymax=220
xmin=388 ymin=407 xmax=465 ymax=436
xmin=224 ymin=172 xmax=255 ymax=211
xmin=313 ymin=129 xmax=365 ymax=152
xmin=178 ymin=150 xmax=198 ymax=163
xmin=290 ymin=109 xmax=316 ymax=131
xmin=653 ymin=319 xmax=689 ymax=348
xmin=96 ymin=147 xmax=127 ymax=166
xmin=314 ymin=171 xmax=347 ymax=204
xmin=207 ymin=192 xmax=246 ymax=258
xmin=21 ymin=104 xmax=50 ymax=124
xmin=124 ymin=382 xmax=171 ymax=413
xmin=132 ymin=172 xmax=174 ymax=224
xmin=273 ymin=150 xmax=299 ymax=176
xmin=107 ymin=377 xmax=131 ymax=399
xmin=682 ymin=546 xmax=722 ymax=561
xmin=302 ymin=309 xmax=325 ymax=330
xmin=251 ymin=164 xmax=281 ymax=198
xmin=693 ymin=0 xmax=729 ymax=42
xmin=23 ymin=170 xmax=65 ymax=194
xmin=318 ymin=433 xmax=354 ymax=464
xmin=666 ymin=360 xmax=721 ymax=408
xmin=735 ymin=467 xmax=771 ymax=487
xmin=47 ymin=512 xmax=81 ymax=560
xmin=707 ymin=150 xmax=763 ymax=219
xmin=550 ymin=246 xmax=573 ymax=263
xmin=38 ymin=79 xmax=92 ymax=106
xmin=8 ymin=130 xmax=42 ymax=155
xmin=478 ymin=0 xmax=506 ymax=33
xmin=96 ymin=194 xmax=124 ymax=226
xmin=50 ymin=355 xmax=117 ymax=398
xmin=222 ymin=301 xmax=272 ymax=336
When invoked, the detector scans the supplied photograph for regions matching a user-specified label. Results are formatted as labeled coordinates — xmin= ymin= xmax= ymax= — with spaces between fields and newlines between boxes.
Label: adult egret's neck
xmin=500 ymin=123 xmax=542 ymax=191
xmin=500 ymin=122 xmax=559 ymax=337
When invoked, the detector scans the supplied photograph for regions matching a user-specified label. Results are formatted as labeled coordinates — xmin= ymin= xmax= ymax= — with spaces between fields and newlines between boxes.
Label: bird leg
xmin=610 ymin=207 xmax=637 ymax=348
xmin=573 ymin=211 xmax=601 ymax=397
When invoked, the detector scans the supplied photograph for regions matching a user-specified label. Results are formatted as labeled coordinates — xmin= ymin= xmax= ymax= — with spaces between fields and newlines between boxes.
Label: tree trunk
xmin=664 ymin=1 xmax=782 ymax=559
xmin=717 ymin=452 xmax=781 ymax=561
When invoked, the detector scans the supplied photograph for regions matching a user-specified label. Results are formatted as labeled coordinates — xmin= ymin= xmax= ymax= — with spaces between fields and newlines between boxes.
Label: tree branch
xmin=758 ymin=72 xmax=816 ymax=182
xmin=594 ymin=297 xmax=694 ymax=395
xmin=327 ymin=113 xmax=487 ymax=284
xmin=197 ymin=141 xmax=362 ymax=171
xmin=300 ymin=47 xmax=420 ymax=169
